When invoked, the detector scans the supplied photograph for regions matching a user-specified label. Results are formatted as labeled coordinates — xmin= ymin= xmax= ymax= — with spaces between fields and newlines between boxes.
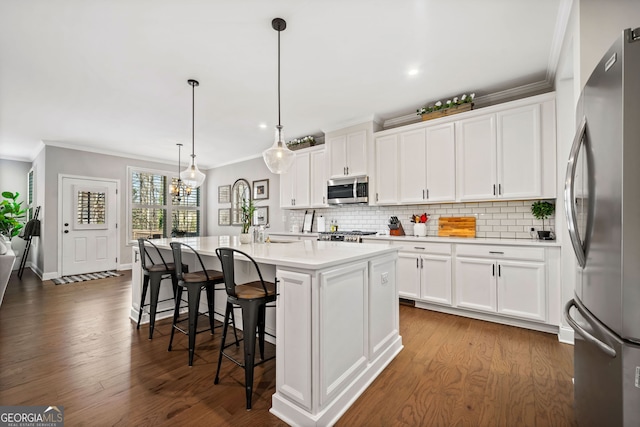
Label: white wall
xmin=0 ymin=158 xmax=32 ymax=269
xmin=580 ymin=0 xmax=640 ymax=88
xmin=37 ymin=145 xmax=206 ymax=278
xmin=0 ymin=158 xmax=30 ymax=205
xmin=206 ymin=157 xmax=284 ymax=236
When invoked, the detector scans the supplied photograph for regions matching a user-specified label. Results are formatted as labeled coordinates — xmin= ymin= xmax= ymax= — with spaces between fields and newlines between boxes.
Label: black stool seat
xmin=169 ymin=242 xmax=234 ymax=366
xmin=136 ymin=238 xmax=186 ymax=340
xmin=214 ymin=247 xmax=277 ymax=410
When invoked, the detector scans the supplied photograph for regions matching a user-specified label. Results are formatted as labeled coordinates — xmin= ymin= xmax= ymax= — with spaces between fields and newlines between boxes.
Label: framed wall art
xmin=253 ymin=206 xmax=269 ymax=226
xmin=252 ymin=179 xmax=269 ymax=200
xmin=218 ymin=185 xmax=231 ymax=203
xmin=218 ymin=208 xmax=231 ymax=226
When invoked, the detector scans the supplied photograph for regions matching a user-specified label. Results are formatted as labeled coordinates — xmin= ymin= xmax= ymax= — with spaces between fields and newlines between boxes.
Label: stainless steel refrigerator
xmin=564 ymin=27 xmax=640 ymax=427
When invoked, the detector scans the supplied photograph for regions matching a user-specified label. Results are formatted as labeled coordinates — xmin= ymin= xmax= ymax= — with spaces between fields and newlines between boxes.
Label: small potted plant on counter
xmin=531 ymin=201 xmax=555 ymax=240
xmin=239 ymin=198 xmax=256 ymax=244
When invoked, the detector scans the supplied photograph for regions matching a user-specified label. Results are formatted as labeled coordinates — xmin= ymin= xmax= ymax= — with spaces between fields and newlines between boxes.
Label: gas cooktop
xmin=318 ymin=230 xmax=377 ymax=243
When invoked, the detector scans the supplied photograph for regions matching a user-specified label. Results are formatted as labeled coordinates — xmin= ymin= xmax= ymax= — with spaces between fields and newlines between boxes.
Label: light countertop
xmin=266 ymin=232 xmax=560 ymax=247
xmin=145 ymin=236 xmax=397 ymax=270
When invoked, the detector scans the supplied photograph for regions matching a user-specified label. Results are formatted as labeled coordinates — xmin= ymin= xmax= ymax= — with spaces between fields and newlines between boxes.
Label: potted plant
xmin=239 ymin=198 xmax=256 ymax=244
xmin=0 ymin=191 xmax=27 ymax=241
xmin=531 ymin=201 xmax=555 ymax=240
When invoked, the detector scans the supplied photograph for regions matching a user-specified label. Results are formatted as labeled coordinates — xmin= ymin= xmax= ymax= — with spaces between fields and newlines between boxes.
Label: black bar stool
xmin=214 ymin=247 xmax=277 ymax=410
xmin=136 ymin=238 xmax=185 ymax=339
xmin=169 ymin=242 xmax=235 ymax=366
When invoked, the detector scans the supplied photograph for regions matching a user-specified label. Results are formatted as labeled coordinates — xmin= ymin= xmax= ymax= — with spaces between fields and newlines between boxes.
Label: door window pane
xmin=77 ymin=191 xmax=106 ymax=225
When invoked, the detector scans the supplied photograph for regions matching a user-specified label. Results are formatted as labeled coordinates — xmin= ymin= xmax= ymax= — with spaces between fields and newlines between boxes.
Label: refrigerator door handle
xmin=564 ymin=117 xmax=588 ymax=268
xmin=564 ymin=298 xmax=617 ymax=358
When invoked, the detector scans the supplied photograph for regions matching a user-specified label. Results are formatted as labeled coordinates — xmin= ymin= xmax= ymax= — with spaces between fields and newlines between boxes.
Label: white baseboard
xmin=118 ymin=263 xmax=132 ymax=271
xmin=558 ymin=325 xmax=575 ymax=344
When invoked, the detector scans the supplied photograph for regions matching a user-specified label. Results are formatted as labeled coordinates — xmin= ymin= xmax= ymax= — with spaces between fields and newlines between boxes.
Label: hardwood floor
xmin=0 ymin=269 xmax=576 ymax=426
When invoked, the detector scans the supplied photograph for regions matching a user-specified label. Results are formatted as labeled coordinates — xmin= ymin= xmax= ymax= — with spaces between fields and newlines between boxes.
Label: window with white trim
xmin=129 ymin=168 xmax=201 ymax=240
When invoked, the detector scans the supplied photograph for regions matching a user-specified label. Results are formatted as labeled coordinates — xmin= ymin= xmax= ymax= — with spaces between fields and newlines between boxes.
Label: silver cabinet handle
xmin=422 ymin=189 xmax=425 ymax=199
xmin=414 ymin=247 xmax=425 ymax=250
xmin=565 ymin=116 xmax=588 ymax=268
xmin=420 ymin=258 xmax=423 ymax=268
xmin=498 ymin=183 xmax=502 ymax=195
xmin=323 ymin=196 xmax=325 ymax=204
xmin=493 ymin=184 xmax=496 ymax=195
xmin=498 ymin=264 xmax=501 ymax=277
xmin=426 ymin=189 xmax=429 ymax=199
xmin=376 ymin=193 xmax=379 ymax=202
xmin=492 ymin=264 xmax=495 ymax=276
xmin=489 ymin=251 xmax=504 ymax=254
xmin=564 ymin=298 xmax=616 ymax=358
xmin=416 ymin=258 xmax=419 ymax=268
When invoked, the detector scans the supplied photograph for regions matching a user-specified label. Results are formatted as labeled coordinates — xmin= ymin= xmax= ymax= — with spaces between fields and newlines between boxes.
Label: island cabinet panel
xmin=275 ymin=269 xmax=313 ymax=410
xmin=318 ymin=261 xmax=369 ymax=407
xmin=369 ymin=254 xmax=399 ymax=359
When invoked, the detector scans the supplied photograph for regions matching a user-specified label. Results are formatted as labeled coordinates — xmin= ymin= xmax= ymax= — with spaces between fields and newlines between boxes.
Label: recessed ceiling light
xmin=259 ymin=123 xmax=267 ymax=129
xmin=408 ymin=69 xmax=419 ymax=76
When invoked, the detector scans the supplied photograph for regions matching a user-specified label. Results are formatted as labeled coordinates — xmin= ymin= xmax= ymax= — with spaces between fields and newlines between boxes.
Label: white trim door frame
xmin=58 ymin=174 xmax=120 ymax=276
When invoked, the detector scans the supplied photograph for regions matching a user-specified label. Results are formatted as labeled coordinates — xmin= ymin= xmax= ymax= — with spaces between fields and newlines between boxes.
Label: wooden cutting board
xmin=438 ymin=216 xmax=476 ymax=237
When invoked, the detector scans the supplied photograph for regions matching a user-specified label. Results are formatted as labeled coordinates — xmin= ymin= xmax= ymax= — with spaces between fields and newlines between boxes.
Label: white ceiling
xmin=0 ymin=0 xmax=569 ymax=168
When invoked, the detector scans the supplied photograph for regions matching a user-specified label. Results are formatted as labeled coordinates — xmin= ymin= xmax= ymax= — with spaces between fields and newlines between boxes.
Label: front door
xmin=61 ymin=177 xmax=118 ymax=276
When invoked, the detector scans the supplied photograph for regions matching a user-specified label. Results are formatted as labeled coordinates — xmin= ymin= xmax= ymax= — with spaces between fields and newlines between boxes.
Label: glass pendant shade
xmin=263 ymin=125 xmax=295 ymax=174
xmin=180 ymin=157 xmax=206 ymax=189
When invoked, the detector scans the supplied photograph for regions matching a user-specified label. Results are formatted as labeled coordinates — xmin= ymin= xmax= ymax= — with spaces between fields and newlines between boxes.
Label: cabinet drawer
xmin=400 ymin=242 xmax=452 ymax=255
xmin=455 ymin=244 xmax=544 ymax=261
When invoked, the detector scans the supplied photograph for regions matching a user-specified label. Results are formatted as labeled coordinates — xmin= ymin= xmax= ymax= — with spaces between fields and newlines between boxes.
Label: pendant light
xmin=180 ymin=79 xmax=206 ymax=188
xmin=262 ymin=17 xmax=295 ymax=174
xmin=170 ymin=143 xmax=192 ymax=202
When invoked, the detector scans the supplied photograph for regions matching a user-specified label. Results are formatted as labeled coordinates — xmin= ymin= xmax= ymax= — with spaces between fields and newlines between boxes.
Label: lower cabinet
xmin=394 ymin=241 xmax=556 ymax=328
xmin=397 ymin=244 xmax=452 ymax=305
xmin=454 ymin=245 xmax=547 ymax=322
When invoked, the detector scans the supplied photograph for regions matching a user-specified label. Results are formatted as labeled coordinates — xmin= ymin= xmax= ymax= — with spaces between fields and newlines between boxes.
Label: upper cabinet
xmin=371 ymin=92 xmax=556 ymax=206
xmin=456 ymin=97 xmax=556 ymax=202
xmin=374 ymin=134 xmax=399 ymax=204
xmin=310 ymin=149 xmax=328 ymax=207
xmin=327 ymin=130 xmax=368 ymax=178
xmin=280 ymin=151 xmax=311 ymax=208
xmin=399 ymin=123 xmax=456 ymax=204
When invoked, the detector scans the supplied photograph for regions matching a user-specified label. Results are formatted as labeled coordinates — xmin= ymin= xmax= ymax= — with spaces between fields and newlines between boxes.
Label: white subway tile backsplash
xmin=285 ymin=200 xmax=555 ymax=240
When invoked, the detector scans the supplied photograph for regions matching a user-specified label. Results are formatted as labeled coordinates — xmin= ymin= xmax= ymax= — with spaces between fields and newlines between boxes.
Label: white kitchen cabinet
xmin=280 ymin=152 xmax=310 ymax=208
xmin=397 ymin=243 xmax=452 ymax=305
xmin=455 ymin=114 xmax=497 ymax=201
xmin=328 ymin=130 xmax=367 ymax=178
xmin=456 ymin=102 xmax=548 ymax=201
xmin=497 ymin=104 xmax=542 ymax=199
xmin=310 ymin=149 xmax=327 ymax=207
xmin=374 ymin=134 xmax=399 ymax=204
xmin=397 ymin=252 xmax=420 ymax=298
xmin=399 ymin=123 xmax=456 ymax=203
xmin=454 ymin=244 xmax=547 ymax=322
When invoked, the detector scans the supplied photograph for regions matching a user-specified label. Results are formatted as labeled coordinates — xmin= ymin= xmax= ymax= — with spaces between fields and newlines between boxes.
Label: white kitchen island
xmin=131 ymin=236 xmax=402 ymax=426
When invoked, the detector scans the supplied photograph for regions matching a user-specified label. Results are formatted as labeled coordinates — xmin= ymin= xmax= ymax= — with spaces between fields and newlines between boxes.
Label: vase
xmin=413 ymin=223 xmax=427 ymax=237
xmin=239 ymin=233 xmax=252 ymax=244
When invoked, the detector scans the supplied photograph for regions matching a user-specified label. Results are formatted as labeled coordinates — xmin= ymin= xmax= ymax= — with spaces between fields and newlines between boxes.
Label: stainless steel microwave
xmin=327 ymin=176 xmax=369 ymax=205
